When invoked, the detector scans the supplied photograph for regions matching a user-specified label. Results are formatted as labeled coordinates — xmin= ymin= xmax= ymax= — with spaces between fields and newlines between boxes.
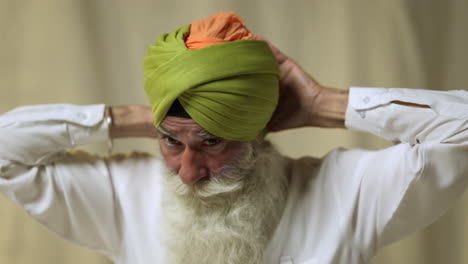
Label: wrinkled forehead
xmin=159 ymin=115 xmax=217 ymax=139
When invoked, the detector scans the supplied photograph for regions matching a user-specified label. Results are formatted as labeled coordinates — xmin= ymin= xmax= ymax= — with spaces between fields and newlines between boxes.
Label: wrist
xmin=308 ymin=86 xmax=349 ymax=128
xmin=108 ymin=105 xmax=156 ymax=138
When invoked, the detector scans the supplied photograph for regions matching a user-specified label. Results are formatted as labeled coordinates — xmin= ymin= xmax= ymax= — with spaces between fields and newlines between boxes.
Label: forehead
xmin=160 ymin=116 xmax=205 ymax=133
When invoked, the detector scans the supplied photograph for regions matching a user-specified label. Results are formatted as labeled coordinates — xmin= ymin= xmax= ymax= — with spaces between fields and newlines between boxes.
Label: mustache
xmin=165 ymin=142 xmax=257 ymax=200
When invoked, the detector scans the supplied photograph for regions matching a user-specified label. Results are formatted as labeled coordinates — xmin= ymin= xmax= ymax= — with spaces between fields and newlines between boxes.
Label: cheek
xmin=159 ymin=145 xmax=180 ymax=171
xmin=164 ymin=156 xmax=179 ymax=170
xmin=204 ymin=144 xmax=244 ymax=170
xmin=163 ymin=154 xmax=180 ymax=172
xmin=203 ymin=157 xmax=226 ymax=171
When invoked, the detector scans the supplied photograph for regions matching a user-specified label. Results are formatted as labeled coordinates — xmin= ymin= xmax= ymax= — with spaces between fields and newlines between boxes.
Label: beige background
xmin=1 ymin=0 xmax=467 ymax=263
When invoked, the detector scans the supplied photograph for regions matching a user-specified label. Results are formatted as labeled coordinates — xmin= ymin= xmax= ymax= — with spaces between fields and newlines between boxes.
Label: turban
xmin=143 ymin=12 xmax=279 ymax=141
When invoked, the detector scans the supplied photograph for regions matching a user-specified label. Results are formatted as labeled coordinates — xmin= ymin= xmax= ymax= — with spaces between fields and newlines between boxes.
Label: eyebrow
xmin=196 ymin=130 xmax=217 ymax=139
xmin=157 ymin=126 xmax=177 ymax=137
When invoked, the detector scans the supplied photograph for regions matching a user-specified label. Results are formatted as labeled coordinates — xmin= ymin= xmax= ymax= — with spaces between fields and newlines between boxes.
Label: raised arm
xmin=265 ymin=42 xmax=349 ymax=131
xmin=107 ymin=104 xmax=157 ymax=139
xmin=266 ymin=43 xmax=468 ymax=256
xmin=265 ymin=42 xmax=431 ymax=132
xmin=0 ymin=104 xmax=121 ymax=257
xmin=344 ymin=87 xmax=468 ymax=252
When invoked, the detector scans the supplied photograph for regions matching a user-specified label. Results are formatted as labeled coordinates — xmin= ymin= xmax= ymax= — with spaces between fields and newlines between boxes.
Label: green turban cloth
xmin=143 ymin=16 xmax=279 ymax=141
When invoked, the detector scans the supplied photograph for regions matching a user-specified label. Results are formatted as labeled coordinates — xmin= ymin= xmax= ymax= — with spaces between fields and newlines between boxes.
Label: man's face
xmin=157 ymin=115 xmax=247 ymax=185
xmin=158 ymin=116 xmax=288 ymax=264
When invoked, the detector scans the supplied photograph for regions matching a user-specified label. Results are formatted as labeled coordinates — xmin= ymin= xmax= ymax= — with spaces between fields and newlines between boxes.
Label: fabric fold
xmin=143 ymin=12 xmax=279 ymax=141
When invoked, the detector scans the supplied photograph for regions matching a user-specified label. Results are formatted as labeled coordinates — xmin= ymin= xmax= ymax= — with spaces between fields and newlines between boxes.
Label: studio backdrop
xmin=1 ymin=0 xmax=467 ymax=263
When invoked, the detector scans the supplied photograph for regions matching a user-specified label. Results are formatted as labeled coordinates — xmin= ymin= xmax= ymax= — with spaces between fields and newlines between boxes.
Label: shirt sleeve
xmin=0 ymin=104 xmax=120 ymax=258
xmin=344 ymin=87 xmax=468 ymax=255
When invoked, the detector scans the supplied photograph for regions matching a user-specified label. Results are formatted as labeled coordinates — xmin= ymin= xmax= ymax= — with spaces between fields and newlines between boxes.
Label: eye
xmin=202 ymin=138 xmax=222 ymax=146
xmin=162 ymin=136 xmax=181 ymax=146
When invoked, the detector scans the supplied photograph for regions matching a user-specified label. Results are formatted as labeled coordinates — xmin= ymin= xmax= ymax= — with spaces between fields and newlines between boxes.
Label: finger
xmin=261 ymin=39 xmax=289 ymax=64
xmin=270 ymin=115 xmax=305 ymax=132
xmin=267 ymin=106 xmax=290 ymax=131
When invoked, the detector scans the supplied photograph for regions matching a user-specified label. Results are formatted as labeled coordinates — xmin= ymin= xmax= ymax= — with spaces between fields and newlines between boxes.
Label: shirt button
xmin=358 ymin=110 xmax=366 ymax=119
xmin=363 ymin=96 xmax=370 ymax=104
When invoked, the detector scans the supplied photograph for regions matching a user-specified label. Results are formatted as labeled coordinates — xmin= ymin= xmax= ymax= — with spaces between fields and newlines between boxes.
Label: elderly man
xmin=1 ymin=12 xmax=467 ymax=264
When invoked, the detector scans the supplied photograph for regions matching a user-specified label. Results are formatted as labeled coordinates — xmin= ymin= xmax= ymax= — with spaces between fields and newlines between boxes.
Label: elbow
xmin=417 ymin=141 xmax=468 ymax=191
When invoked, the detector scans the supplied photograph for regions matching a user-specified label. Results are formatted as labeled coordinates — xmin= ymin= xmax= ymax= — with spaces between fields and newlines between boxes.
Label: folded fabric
xmin=143 ymin=11 xmax=279 ymax=141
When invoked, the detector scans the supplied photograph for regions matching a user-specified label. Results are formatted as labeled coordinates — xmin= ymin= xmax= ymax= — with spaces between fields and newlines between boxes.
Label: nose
xmin=178 ymin=148 xmax=208 ymax=185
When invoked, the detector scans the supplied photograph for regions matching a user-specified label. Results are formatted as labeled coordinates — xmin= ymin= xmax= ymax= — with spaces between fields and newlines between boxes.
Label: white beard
xmin=161 ymin=141 xmax=289 ymax=264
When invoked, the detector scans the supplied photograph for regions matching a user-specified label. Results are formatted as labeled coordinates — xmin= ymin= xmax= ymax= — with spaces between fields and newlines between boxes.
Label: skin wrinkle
xmin=158 ymin=125 xmax=217 ymax=140
xmin=157 ymin=126 xmax=177 ymax=138
xmin=158 ymin=116 xmax=248 ymax=185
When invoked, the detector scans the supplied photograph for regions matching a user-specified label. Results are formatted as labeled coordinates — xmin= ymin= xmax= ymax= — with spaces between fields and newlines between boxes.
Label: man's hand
xmin=107 ymin=105 xmax=158 ymax=138
xmin=107 ymin=44 xmax=350 ymax=139
xmin=266 ymin=42 xmax=349 ymax=132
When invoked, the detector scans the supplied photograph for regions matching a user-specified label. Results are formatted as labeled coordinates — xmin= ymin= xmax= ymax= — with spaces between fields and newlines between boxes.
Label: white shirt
xmin=1 ymin=87 xmax=467 ymax=264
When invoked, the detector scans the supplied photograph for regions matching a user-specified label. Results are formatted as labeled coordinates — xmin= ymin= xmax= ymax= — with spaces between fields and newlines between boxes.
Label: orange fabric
xmin=185 ymin=11 xmax=262 ymax=50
